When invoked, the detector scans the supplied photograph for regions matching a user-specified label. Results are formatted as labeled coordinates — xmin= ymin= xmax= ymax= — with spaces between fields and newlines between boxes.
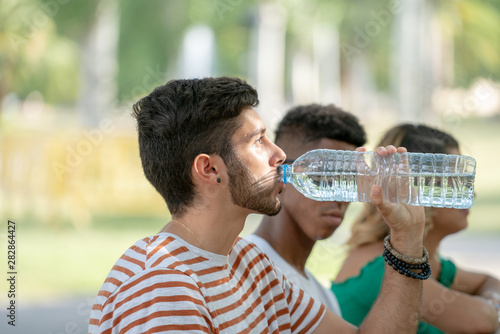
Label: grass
xmin=6 ymin=215 xmax=167 ymax=302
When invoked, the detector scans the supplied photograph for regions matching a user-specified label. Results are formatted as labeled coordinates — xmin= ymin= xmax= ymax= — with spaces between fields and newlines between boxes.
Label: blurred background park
xmin=1 ymin=0 xmax=500 ymax=332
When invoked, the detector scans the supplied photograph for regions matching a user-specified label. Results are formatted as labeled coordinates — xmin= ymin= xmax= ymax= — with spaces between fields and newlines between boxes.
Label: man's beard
xmin=225 ymin=154 xmax=282 ymax=216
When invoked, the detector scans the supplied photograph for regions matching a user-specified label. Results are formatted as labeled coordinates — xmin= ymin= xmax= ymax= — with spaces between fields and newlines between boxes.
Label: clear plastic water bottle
xmin=279 ymin=149 xmax=476 ymax=208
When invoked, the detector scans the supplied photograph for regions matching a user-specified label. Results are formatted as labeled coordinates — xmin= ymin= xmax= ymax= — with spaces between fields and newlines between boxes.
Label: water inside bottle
xmin=407 ymin=173 xmax=475 ymax=208
xmin=288 ymin=172 xmax=474 ymax=208
xmin=281 ymin=149 xmax=476 ymax=208
xmin=289 ymin=172 xmax=364 ymax=203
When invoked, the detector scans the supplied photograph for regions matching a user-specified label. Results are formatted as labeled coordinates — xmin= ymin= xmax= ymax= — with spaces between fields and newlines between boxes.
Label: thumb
xmin=371 ymin=185 xmax=391 ymax=217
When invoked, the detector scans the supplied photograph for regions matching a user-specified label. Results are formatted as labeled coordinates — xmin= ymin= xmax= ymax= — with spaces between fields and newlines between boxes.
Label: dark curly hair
xmin=132 ymin=77 xmax=259 ymax=215
xmin=274 ymin=104 xmax=367 ymax=147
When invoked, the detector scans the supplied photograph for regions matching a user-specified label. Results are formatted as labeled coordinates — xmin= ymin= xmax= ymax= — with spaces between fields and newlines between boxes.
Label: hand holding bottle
xmin=369 ymin=145 xmax=425 ymax=256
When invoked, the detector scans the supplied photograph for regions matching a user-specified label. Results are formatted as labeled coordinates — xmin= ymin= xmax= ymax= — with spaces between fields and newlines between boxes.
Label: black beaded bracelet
xmin=383 ymin=248 xmax=431 ymax=280
xmin=383 ymin=236 xmax=431 ymax=280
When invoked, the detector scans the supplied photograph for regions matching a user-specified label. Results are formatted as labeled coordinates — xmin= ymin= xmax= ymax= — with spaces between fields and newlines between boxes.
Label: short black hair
xmin=132 ymin=77 xmax=259 ymax=215
xmin=275 ymin=104 xmax=367 ymax=147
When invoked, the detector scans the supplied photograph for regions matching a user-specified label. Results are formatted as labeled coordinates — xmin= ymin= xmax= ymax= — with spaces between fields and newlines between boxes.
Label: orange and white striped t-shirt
xmin=89 ymin=233 xmax=326 ymax=334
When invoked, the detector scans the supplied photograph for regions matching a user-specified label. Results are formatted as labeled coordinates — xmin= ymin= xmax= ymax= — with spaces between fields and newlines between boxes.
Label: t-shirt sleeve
xmin=89 ymin=268 xmax=212 ymax=334
xmin=279 ymin=270 xmax=326 ymax=334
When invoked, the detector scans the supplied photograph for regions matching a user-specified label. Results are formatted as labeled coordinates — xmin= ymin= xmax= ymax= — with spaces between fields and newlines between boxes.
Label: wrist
xmin=383 ymin=235 xmax=431 ymax=280
xmin=388 ymin=231 xmax=424 ymax=258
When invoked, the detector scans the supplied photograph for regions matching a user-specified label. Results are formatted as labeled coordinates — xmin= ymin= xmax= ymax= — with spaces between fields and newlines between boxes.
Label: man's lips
xmin=278 ymin=181 xmax=286 ymax=194
xmin=322 ymin=209 xmax=343 ymax=218
xmin=321 ymin=210 xmax=344 ymax=223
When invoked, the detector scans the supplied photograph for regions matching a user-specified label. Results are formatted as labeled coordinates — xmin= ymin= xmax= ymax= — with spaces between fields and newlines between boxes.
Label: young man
xmin=89 ymin=77 xmax=426 ymax=333
xmin=245 ymin=104 xmax=367 ymax=316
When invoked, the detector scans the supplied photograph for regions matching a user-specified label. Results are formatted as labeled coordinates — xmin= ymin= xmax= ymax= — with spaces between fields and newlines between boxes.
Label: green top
xmin=330 ymin=256 xmax=456 ymax=334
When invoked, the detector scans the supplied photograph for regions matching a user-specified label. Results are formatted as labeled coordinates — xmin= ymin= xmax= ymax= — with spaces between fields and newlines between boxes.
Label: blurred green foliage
xmin=2 ymin=0 xmax=500 ymax=106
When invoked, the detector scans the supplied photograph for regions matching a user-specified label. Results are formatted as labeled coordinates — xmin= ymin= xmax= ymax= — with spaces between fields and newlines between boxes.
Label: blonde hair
xmin=347 ymin=124 xmax=458 ymax=249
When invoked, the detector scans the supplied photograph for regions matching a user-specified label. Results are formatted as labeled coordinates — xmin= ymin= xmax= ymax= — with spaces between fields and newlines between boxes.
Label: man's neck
xmin=162 ymin=205 xmax=248 ymax=256
xmin=254 ymin=215 xmax=315 ymax=277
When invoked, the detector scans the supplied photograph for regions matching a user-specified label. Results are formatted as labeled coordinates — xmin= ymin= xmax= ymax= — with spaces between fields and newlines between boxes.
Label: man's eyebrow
xmin=246 ymin=127 xmax=266 ymax=140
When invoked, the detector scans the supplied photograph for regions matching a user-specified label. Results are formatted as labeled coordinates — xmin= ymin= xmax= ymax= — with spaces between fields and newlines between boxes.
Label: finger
xmin=396 ymin=146 xmax=407 ymax=154
xmin=356 ymin=146 xmax=367 ymax=152
xmin=370 ymin=185 xmax=383 ymax=206
xmin=386 ymin=145 xmax=397 ymax=154
xmin=375 ymin=146 xmax=388 ymax=156
xmin=371 ymin=185 xmax=392 ymax=217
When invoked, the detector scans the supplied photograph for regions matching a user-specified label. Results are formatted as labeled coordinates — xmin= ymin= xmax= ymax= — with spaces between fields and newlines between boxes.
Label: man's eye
xmin=256 ymin=137 xmax=263 ymax=144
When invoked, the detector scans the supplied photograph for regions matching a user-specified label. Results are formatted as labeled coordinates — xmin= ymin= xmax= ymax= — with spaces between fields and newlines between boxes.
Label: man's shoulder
xmin=100 ymin=234 xmax=206 ymax=297
xmin=89 ymin=238 xmax=211 ymax=334
xmin=232 ymin=236 xmax=275 ymax=265
xmin=142 ymin=233 xmax=206 ymax=269
xmin=229 ymin=237 xmax=283 ymax=282
xmin=111 ymin=233 xmax=199 ymax=272
xmin=242 ymin=234 xmax=289 ymax=272
xmin=241 ymin=234 xmax=276 ymax=258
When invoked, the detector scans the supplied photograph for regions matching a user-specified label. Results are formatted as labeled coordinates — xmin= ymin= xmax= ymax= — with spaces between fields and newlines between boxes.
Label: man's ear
xmin=192 ymin=154 xmax=223 ymax=185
